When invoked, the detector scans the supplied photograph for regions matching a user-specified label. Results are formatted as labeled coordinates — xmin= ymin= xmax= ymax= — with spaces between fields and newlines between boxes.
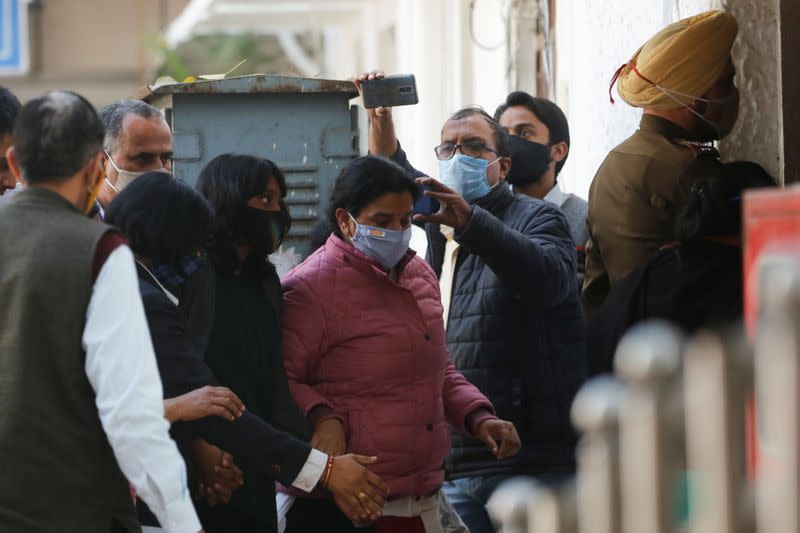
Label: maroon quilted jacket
xmin=282 ymin=235 xmax=495 ymax=497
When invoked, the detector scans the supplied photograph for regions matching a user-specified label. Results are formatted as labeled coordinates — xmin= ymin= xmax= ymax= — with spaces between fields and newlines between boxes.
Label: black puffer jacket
xmin=392 ymin=145 xmax=587 ymax=478
xmin=427 ymin=184 xmax=587 ymax=479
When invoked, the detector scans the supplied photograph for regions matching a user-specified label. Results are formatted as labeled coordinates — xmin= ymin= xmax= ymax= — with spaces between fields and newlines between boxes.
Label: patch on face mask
xmin=367 ymin=228 xmax=386 ymax=237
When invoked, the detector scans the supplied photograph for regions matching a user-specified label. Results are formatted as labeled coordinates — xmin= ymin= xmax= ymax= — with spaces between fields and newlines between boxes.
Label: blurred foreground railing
xmin=488 ymin=262 xmax=800 ymax=533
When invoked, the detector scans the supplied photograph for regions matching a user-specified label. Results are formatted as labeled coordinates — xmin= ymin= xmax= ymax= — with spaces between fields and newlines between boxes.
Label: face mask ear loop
xmin=345 ymin=212 xmax=358 ymax=239
xmin=104 ymin=151 xmax=121 ymax=173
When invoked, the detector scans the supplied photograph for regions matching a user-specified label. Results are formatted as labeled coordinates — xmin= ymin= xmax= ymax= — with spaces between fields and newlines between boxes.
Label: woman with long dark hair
xmin=196 ymin=154 xmax=307 ymax=434
xmin=196 ymin=153 xmax=303 ymax=530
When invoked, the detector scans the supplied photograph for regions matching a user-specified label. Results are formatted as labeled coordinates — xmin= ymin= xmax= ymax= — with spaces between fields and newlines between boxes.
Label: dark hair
xmin=675 ymin=161 xmax=776 ymax=242
xmin=317 ymin=156 xmax=419 ymax=245
xmin=444 ymin=107 xmax=510 ymax=157
xmin=196 ymin=153 xmax=288 ymax=271
xmin=98 ymin=99 xmax=164 ymax=155
xmin=13 ymin=91 xmax=104 ymax=183
xmin=494 ymin=91 xmax=571 ymax=176
xmin=0 ymin=86 xmax=21 ymax=136
xmin=105 ymin=172 xmax=212 ymax=266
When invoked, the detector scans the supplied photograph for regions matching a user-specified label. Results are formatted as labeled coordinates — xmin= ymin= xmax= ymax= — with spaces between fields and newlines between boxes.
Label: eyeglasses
xmin=434 ymin=141 xmax=499 ymax=161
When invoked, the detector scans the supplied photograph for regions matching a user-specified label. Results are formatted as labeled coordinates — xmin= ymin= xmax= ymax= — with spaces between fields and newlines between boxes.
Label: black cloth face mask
xmin=506 ymin=135 xmax=551 ymax=186
xmin=237 ymin=206 xmax=292 ymax=256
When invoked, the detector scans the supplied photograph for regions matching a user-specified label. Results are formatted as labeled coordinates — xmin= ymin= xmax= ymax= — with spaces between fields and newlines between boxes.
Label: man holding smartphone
xmin=356 ymin=73 xmax=588 ymax=285
xmin=355 ymin=72 xmax=587 ymax=533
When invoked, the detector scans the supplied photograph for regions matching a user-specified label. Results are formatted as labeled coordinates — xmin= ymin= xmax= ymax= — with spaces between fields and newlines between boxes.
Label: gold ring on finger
xmin=358 ymin=491 xmax=367 ymax=501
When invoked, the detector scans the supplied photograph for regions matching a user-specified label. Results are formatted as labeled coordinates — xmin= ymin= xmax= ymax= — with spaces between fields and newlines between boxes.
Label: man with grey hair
xmin=97 ymin=99 xmax=242 ymax=511
xmin=97 ymin=99 xmax=173 ymax=214
xmin=0 ymin=90 xmax=203 ymax=533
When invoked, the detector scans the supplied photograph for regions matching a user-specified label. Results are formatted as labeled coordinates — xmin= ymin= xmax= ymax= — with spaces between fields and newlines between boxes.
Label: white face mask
xmin=105 ymin=151 xmax=168 ymax=193
xmin=648 ymin=84 xmax=740 ymax=140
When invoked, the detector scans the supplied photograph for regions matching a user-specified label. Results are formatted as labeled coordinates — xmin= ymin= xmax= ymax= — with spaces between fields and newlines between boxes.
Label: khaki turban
xmin=613 ymin=10 xmax=738 ymax=109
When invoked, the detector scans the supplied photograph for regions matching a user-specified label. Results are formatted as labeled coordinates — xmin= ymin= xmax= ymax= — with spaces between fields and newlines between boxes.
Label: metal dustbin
xmin=138 ymin=74 xmax=359 ymax=261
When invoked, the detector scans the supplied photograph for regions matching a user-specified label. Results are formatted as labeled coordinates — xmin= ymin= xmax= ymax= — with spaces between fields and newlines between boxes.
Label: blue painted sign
xmin=0 ymin=0 xmax=29 ymax=75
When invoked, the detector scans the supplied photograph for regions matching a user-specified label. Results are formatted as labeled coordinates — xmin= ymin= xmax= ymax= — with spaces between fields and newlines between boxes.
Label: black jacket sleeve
xmin=455 ymin=200 xmax=577 ymax=309
xmin=141 ymin=287 xmax=312 ymax=487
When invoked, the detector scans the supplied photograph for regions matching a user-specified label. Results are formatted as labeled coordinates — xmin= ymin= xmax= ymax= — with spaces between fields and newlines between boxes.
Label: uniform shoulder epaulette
xmin=673 ymin=140 xmax=720 ymax=158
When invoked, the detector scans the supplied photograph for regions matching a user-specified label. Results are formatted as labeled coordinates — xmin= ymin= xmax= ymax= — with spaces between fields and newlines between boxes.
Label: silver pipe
xmin=615 ymin=321 xmax=684 ymax=533
xmin=571 ymin=376 xmax=624 ymax=533
xmin=487 ymin=477 xmax=540 ymax=533
xmin=683 ymin=329 xmax=751 ymax=533
xmin=487 ymin=478 xmax=577 ymax=533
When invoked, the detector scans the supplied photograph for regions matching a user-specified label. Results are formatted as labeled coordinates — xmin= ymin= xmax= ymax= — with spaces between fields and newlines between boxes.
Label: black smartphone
xmin=361 ymin=74 xmax=419 ymax=109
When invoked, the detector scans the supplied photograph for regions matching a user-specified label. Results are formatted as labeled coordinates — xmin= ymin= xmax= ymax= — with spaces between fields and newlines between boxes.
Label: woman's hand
xmin=310 ymin=418 xmax=346 ymax=456
xmin=164 ymin=385 xmax=245 ymax=422
xmin=475 ymin=419 xmax=521 ymax=460
xmin=190 ymin=440 xmax=244 ymax=506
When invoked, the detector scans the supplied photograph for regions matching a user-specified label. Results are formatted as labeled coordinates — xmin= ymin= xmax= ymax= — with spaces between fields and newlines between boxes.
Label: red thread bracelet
xmin=322 ymin=454 xmax=335 ymax=488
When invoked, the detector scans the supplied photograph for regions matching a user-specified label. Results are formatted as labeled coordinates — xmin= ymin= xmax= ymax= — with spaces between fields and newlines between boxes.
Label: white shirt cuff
xmin=157 ymin=491 xmax=202 ymax=533
xmin=291 ymin=448 xmax=328 ymax=493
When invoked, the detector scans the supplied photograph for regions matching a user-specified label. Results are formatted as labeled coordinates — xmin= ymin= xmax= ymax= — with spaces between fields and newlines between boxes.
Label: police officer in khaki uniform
xmin=583 ymin=10 xmax=740 ymax=313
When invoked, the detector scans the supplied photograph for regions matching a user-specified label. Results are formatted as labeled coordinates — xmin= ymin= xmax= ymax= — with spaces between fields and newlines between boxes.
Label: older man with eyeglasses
xmin=359 ymin=99 xmax=587 ymax=533
xmin=94 ymin=99 xmax=174 ymax=218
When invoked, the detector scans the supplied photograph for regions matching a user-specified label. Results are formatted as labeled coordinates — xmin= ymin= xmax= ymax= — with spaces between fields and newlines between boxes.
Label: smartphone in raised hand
xmin=360 ymin=74 xmax=419 ymax=109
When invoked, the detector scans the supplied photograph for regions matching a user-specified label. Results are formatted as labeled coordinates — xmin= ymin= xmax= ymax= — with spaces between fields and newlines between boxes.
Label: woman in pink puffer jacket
xmin=282 ymin=156 xmax=521 ymax=533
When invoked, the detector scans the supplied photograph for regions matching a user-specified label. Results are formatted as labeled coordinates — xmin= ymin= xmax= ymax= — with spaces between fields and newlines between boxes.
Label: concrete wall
xmin=555 ymin=0 xmax=678 ymax=199
xmin=719 ymin=0 xmax=782 ymax=183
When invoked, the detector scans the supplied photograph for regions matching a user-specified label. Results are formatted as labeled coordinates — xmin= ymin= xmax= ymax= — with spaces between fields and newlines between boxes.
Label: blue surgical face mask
xmin=438 ymin=154 xmax=501 ymax=202
xmin=349 ymin=213 xmax=412 ymax=270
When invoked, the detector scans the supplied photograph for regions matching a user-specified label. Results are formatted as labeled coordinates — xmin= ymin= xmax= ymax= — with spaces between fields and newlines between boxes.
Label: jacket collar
xmin=324 ymin=233 xmax=416 ymax=280
xmin=638 ymin=114 xmax=693 ymax=142
xmin=473 ymin=182 xmax=515 ymax=217
xmin=13 ymin=187 xmax=81 ymax=214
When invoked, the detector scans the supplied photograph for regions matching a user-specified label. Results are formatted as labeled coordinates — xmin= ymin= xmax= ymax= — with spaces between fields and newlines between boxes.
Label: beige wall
xmin=0 ymin=0 xmax=189 ymax=106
